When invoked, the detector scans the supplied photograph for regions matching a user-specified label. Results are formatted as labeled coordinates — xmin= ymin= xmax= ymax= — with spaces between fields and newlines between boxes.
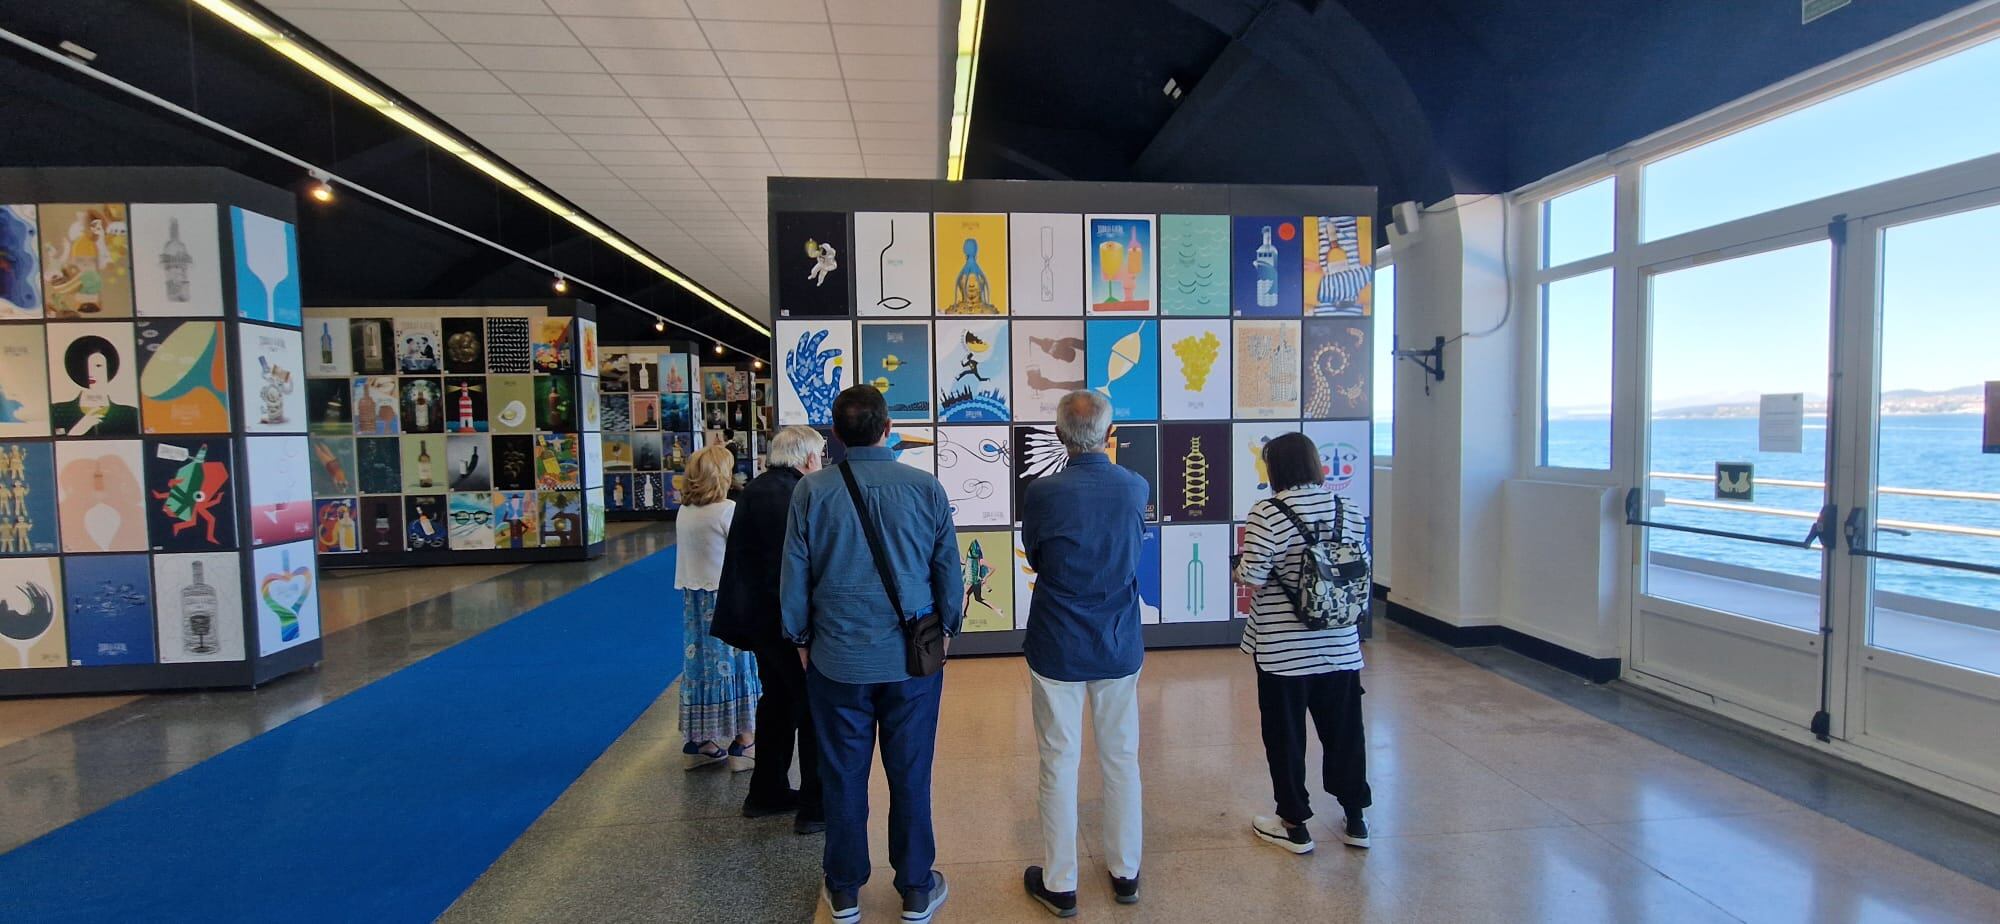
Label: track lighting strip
xmin=0 ymin=24 xmax=768 ymax=363
xmin=945 ymin=0 xmax=987 ymax=181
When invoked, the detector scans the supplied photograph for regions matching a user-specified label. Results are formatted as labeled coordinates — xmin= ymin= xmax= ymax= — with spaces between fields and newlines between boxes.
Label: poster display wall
xmin=770 ymin=180 xmax=1377 ymax=654
xmin=301 ymin=303 xmax=604 ymax=566
xmin=600 ymin=344 xmax=698 ymax=520
xmin=0 ymin=172 xmax=321 ymax=695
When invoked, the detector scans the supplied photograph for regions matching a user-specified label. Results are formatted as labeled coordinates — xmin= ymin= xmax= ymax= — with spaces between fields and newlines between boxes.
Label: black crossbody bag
xmin=837 ymin=462 xmax=946 ymax=677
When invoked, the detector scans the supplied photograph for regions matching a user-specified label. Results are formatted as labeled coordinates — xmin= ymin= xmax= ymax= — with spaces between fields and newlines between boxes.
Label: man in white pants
xmin=1017 ymin=391 xmax=1148 ymax=916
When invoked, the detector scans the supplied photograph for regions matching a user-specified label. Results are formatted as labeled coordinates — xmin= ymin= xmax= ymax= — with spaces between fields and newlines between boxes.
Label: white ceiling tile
xmin=593 ymin=150 xmax=698 ymax=165
xmin=743 ymin=99 xmax=851 ymax=121
xmin=859 ymin=135 xmax=931 ymax=156
xmin=670 ymin=136 xmax=771 ymax=153
xmin=643 ymin=193 xmax=724 ymax=207
xmin=777 ymin=153 xmax=864 ymax=172
xmin=372 ymin=67 xmax=514 ymax=94
xmin=686 ymin=150 xmax=776 ymax=167
xmin=592 ymin=47 xmax=723 ymax=76
xmin=755 ymin=119 xmax=856 ymax=139
xmin=461 ymin=44 xmax=606 ymax=73
xmin=275 ymin=10 xmax=448 ymax=42
xmin=837 ymin=53 xmax=936 ymax=82
xmin=552 ymin=176 xmax=635 ymax=191
xmin=613 ymin=75 xmax=739 ymax=99
xmin=443 ymin=112 xmax=561 ymax=133
xmin=636 ymin=97 xmax=751 ymax=119
xmin=546 ymin=0 xmax=692 ymax=15
xmin=334 ymin=41 xmax=483 ymax=70
xmin=577 ymin=136 xmax=683 ymax=154
xmin=523 ymin=94 xmax=646 ymax=116
xmin=494 ymin=71 xmax=626 ymax=95
xmin=732 ymin=77 xmax=848 ymax=102
xmin=411 ymin=91 xmax=539 ymax=114
xmin=493 ymin=147 xmax=603 ymax=165
xmin=650 ymin=117 xmax=761 ymax=137
xmin=560 ymin=16 xmax=709 ymax=49
xmin=524 ymin=163 xmax=617 ymax=178
xmin=766 ymin=135 xmax=859 ymax=154
xmin=475 ymin=131 xmax=582 ymax=150
xmin=849 ymin=100 xmax=933 ymax=121
xmin=864 ymin=153 xmax=935 ymax=167
xmin=832 ymin=23 xmax=937 ymax=55
xmin=695 ymin=165 xmax=780 ymax=179
xmin=687 ymin=0 xmax=826 ymax=21
xmin=421 ymin=13 xmax=574 ymax=45
xmin=868 ymin=165 xmax=936 ymax=179
xmin=844 ymin=79 xmax=934 ymax=103
xmin=264 ymin=0 xmax=403 ymax=9
xmin=716 ymin=51 xmax=841 ymax=80
xmin=827 ymin=0 xmax=941 ymax=26
xmin=855 ymin=120 xmax=937 ymax=140
xmin=404 ymin=0 xmax=551 ymax=12
xmin=697 ymin=20 xmax=832 ymax=53
xmin=548 ymin=115 xmax=662 ymax=135
xmin=622 ymin=177 xmax=712 ymax=191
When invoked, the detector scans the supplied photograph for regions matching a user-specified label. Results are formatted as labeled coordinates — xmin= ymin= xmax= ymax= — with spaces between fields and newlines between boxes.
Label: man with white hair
xmin=1017 ymin=390 xmax=1148 ymax=916
xmin=714 ymin=425 xmax=827 ymax=831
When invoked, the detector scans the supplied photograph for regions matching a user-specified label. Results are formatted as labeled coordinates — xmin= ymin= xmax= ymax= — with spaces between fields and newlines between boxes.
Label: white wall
xmin=1499 ymin=480 xmax=1625 ymax=657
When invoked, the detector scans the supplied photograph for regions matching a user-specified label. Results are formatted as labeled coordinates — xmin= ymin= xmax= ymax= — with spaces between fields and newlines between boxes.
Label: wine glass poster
xmin=229 ymin=207 xmax=300 ymax=327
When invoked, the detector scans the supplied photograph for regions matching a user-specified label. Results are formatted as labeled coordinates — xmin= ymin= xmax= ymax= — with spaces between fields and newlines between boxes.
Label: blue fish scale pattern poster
xmin=766 ymin=195 xmax=1373 ymax=638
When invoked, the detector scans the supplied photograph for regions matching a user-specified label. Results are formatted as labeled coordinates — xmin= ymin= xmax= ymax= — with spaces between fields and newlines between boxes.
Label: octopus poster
xmin=775 ymin=211 xmax=850 ymax=318
xmin=0 ymin=441 xmax=61 ymax=555
xmin=1303 ymin=216 xmax=1375 ymax=317
xmin=244 ymin=436 xmax=313 ymax=547
xmin=858 ymin=321 xmax=932 ymax=422
xmin=1303 ymin=318 xmax=1370 ymax=420
xmin=956 ymin=530 xmax=1012 ymax=633
xmin=1010 ymin=319 xmax=1086 ymax=423
xmin=855 ymin=211 xmax=931 ymax=316
xmin=237 ymin=324 xmax=307 ymax=434
xmin=0 ymin=326 xmax=50 ymax=438
xmin=40 ymin=203 xmax=133 ymax=319
xmin=775 ymin=319 xmax=850 ymax=427
xmin=314 ymin=498 xmax=361 ymax=554
xmin=307 ymin=436 xmax=357 ymax=499
xmin=933 ymin=213 xmax=1008 ymax=315
xmin=153 ymin=552 xmax=246 ymax=663
xmin=54 ymin=440 xmax=147 ymax=553
xmin=0 ymin=204 xmax=40 ymax=319
xmin=1007 ymin=213 xmax=1085 ymax=316
xmin=146 ymin=437 xmax=239 ymax=552
xmin=1160 ymin=422 xmax=1231 ymax=524
xmin=934 ymin=318 xmax=1010 ymax=423
xmin=1232 ymin=320 xmax=1301 ymax=420
xmin=0 ymin=557 xmax=66 ymax=669
xmin=47 ymin=323 xmax=140 ymax=438
xmin=1086 ymin=319 xmax=1159 ymax=421
xmin=1160 ymin=214 xmax=1229 ymax=317
xmin=252 ymin=540 xmax=320 ymax=656
xmin=1160 ymin=523 xmax=1232 ymax=623
xmin=130 ymin=203 xmax=223 ymax=318
xmin=1231 ymin=216 xmax=1303 ymax=317
xmin=1085 ymin=214 xmax=1156 ymax=316
xmin=1160 ymin=319 xmax=1231 ymax=420
xmin=935 ymin=425 xmax=1010 ymax=527
xmin=230 ymin=208 xmax=301 ymax=327
xmin=137 ymin=319 xmax=232 ymax=434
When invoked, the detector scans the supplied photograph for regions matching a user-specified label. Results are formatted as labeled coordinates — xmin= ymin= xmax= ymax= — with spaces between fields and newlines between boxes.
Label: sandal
xmin=727 ymin=741 xmax=756 ymax=773
xmin=682 ymin=741 xmax=727 ymax=770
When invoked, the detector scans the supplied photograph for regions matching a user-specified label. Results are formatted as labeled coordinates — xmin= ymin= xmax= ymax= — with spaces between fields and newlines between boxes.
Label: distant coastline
xmin=1551 ymin=385 xmax=1986 ymax=420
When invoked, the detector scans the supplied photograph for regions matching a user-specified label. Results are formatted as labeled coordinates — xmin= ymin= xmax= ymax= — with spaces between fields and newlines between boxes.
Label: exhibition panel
xmin=300 ymin=302 xmax=605 ymax=568
xmin=768 ymin=180 xmax=1379 ymax=655
xmin=0 ymin=167 xmax=320 ymax=695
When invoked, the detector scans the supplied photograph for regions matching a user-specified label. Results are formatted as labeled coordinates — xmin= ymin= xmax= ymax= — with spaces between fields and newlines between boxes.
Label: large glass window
xmin=1373 ymin=262 xmax=1394 ymax=457
xmin=1642 ymin=35 xmax=2000 ymax=242
xmin=1540 ymin=268 xmax=1613 ymax=469
xmin=1542 ymin=177 xmax=1614 ymax=268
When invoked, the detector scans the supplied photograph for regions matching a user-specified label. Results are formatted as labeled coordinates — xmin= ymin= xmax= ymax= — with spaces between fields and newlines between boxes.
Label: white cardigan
xmin=673 ymin=500 xmax=735 ymax=592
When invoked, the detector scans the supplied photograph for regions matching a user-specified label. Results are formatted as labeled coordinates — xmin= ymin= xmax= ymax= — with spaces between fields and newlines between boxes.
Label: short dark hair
xmin=831 ymin=384 xmax=890 ymax=448
xmin=1263 ymin=432 xmax=1324 ymax=493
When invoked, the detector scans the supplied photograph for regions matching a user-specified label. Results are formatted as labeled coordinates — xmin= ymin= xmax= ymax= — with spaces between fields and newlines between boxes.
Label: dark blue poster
xmin=0 ymin=441 xmax=61 ymax=556
xmin=860 ymin=321 xmax=933 ymax=421
xmin=64 ymin=553 xmax=155 ymax=665
xmin=1231 ymin=216 xmax=1303 ymax=317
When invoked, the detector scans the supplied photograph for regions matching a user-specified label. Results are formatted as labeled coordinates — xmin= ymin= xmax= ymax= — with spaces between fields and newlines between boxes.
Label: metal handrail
xmin=1648 ymin=471 xmax=2000 ymax=503
xmin=1624 ymin=489 xmax=1826 ymax=550
xmin=1842 ymin=507 xmax=2000 ymax=579
xmin=1645 ymin=473 xmax=2000 ymax=540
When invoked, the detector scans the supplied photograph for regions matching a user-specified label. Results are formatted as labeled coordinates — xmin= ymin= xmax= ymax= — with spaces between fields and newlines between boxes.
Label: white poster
xmin=936 ymin=425 xmax=1011 ymax=527
xmin=245 ymin=436 xmax=314 ymax=548
xmin=130 ymin=204 xmax=224 ymax=317
xmin=774 ymin=319 xmax=852 ymax=426
xmin=1161 ymin=524 xmax=1233 ymax=623
xmin=153 ymin=551 xmax=246 ymax=663
xmin=1759 ymin=392 xmax=1805 ymax=454
xmin=237 ymin=325 xmax=308 ymax=433
xmin=583 ymin=430 xmax=604 ymax=489
xmin=1232 ymin=421 xmax=1296 ymax=522
xmin=1161 ymin=319 xmax=1232 ymax=420
xmin=1008 ymin=213 xmax=1086 ymax=316
xmin=856 ymin=211 xmax=933 ymax=316
xmin=1302 ymin=419 xmax=1372 ymax=525
xmin=1010 ymin=319 xmax=1086 ymax=423
xmin=888 ymin=425 xmax=934 ymax=473
xmin=253 ymin=539 xmax=321 ymax=656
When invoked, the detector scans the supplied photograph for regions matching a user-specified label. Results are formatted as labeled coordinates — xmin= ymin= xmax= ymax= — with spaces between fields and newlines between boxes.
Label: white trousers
xmin=1029 ymin=668 xmax=1143 ymax=892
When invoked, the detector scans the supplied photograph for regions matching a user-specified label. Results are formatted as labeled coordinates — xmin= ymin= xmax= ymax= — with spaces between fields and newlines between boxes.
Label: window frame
xmin=1374 ymin=245 xmax=1395 ymax=467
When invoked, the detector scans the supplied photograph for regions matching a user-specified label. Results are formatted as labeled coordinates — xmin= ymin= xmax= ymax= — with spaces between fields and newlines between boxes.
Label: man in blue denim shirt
xmin=1018 ymin=390 xmax=1148 ymax=916
xmin=782 ymin=384 xmax=962 ymax=924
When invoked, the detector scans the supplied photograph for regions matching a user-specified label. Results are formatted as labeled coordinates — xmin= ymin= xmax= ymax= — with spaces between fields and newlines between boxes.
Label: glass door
xmin=1836 ymin=195 xmax=2000 ymax=799
xmin=1629 ymin=237 xmax=1839 ymax=728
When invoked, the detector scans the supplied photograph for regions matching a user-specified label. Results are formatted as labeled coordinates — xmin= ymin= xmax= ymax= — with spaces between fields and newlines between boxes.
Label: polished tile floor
xmin=444 ymin=623 xmax=2000 ymax=924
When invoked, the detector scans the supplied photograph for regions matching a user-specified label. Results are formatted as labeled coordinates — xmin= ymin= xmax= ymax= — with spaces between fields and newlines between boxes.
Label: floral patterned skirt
xmin=680 ymin=589 xmax=760 ymax=744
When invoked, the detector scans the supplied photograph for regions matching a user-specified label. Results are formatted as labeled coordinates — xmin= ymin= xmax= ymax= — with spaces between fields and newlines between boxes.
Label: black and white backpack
xmin=1269 ymin=495 xmax=1369 ymax=631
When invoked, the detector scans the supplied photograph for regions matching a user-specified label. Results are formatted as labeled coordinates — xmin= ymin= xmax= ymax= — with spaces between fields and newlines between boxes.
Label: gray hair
xmin=1055 ymin=390 xmax=1113 ymax=453
xmin=767 ymin=425 xmax=826 ymax=469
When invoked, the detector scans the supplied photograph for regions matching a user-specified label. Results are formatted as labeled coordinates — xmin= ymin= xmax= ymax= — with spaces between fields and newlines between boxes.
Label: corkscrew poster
xmin=770 ymin=185 xmax=1377 ymax=640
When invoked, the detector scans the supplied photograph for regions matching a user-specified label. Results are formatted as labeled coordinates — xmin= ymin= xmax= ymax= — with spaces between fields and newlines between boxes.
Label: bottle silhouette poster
xmin=153 ymin=551 xmax=245 ymax=663
xmin=1008 ymin=213 xmax=1084 ymax=316
xmin=130 ymin=204 xmax=223 ymax=318
xmin=776 ymin=211 xmax=851 ymax=318
xmin=229 ymin=207 xmax=300 ymax=327
xmin=856 ymin=212 xmax=932 ymax=316
xmin=933 ymin=213 xmax=1008 ymax=315
xmin=1231 ymin=216 xmax=1303 ymax=317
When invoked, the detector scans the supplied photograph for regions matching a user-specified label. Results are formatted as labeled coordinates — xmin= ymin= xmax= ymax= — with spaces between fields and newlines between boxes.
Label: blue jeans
xmin=807 ymin=663 xmax=943 ymax=895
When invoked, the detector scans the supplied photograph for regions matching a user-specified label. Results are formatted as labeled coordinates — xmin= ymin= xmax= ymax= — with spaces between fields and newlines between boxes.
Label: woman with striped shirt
xmin=1234 ymin=431 xmax=1372 ymax=855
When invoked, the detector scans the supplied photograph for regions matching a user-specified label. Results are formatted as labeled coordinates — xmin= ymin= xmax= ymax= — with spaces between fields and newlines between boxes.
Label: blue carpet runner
xmin=0 ymin=548 xmax=684 ymax=923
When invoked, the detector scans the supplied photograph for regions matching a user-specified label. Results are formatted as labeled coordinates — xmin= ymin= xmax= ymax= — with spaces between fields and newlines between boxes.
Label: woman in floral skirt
xmin=674 ymin=444 xmax=761 ymax=770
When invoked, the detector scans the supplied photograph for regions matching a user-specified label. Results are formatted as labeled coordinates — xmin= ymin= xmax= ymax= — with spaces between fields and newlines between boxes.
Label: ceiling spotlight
xmin=307 ymin=169 xmax=334 ymax=203
xmin=654 ymin=318 xmax=666 ymax=333
xmin=712 ymin=343 xmax=725 ymax=357
xmin=552 ymin=273 xmax=568 ymax=294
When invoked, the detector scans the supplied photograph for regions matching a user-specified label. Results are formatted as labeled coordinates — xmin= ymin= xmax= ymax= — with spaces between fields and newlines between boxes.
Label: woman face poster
xmin=47 ymin=324 xmax=140 ymax=437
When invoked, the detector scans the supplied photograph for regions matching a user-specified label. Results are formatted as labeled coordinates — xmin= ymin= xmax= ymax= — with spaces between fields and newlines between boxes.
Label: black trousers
xmin=748 ymin=643 xmax=822 ymax=820
xmin=1255 ymin=668 xmax=1371 ymax=824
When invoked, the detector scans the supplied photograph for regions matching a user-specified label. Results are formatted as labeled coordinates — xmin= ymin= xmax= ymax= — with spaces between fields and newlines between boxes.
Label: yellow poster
xmin=957 ymin=529 xmax=1013 ymax=632
xmin=1302 ymin=215 xmax=1374 ymax=317
xmin=934 ymin=213 xmax=1008 ymax=315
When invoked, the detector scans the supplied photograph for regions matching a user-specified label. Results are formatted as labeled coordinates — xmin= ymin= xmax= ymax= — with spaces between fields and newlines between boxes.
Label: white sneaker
xmin=1253 ymin=814 xmax=1315 ymax=854
xmin=825 ymin=885 xmax=861 ymax=924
